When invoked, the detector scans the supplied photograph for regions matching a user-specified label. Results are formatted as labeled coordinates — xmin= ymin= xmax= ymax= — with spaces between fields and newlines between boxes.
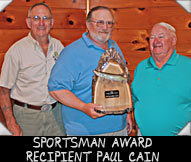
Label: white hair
xmin=158 ymin=22 xmax=176 ymax=33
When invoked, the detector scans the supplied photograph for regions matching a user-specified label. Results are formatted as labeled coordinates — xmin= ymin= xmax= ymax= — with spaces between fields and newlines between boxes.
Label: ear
xmin=172 ymin=35 xmax=177 ymax=46
xmin=26 ymin=18 xmax=31 ymax=29
xmin=50 ymin=18 xmax=54 ymax=28
xmin=86 ymin=21 xmax=91 ymax=31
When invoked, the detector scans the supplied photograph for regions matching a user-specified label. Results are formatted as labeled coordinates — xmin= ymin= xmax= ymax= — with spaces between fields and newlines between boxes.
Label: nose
xmin=102 ymin=23 xmax=108 ymax=30
xmin=38 ymin=19 xmax=45 ymax=25
xmin=153 ymin=37 xmax=160 ymax=44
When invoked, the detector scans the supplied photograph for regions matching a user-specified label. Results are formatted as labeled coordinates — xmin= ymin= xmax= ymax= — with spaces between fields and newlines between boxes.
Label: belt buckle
xmin=41 ymin=104 xmax=52 ymax=111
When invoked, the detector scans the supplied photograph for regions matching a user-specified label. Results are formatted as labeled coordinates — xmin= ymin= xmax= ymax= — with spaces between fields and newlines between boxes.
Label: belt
xmin=13 ymin=99 xmax=57 ymax=111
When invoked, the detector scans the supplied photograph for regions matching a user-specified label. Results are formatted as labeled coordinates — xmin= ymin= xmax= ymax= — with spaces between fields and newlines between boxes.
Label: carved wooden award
xmin=92 ymin=48 xmax=132 ymax=114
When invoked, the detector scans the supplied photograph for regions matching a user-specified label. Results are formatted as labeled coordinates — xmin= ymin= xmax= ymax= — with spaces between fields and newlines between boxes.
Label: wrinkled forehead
xmin=150 ymin=24 xmax=170 ymax=35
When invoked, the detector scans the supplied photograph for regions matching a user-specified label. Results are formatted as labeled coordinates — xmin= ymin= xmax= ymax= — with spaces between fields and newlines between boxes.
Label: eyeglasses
xmin=90 ymin=20 xmax=115 ymax=28
xmin=28 ymin=15 xmax=52 ymax=22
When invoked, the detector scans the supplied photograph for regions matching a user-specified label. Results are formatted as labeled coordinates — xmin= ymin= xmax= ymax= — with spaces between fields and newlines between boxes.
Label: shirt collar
xmin=82 ymin=32 xmax=114 ymax=50
xmin=166 ymin=49 xmax=178 ymax=66
xmin=146 ymin=49 xmax=178 ymax=69
xmin=28 ymin=32 xmax=53 ymax=50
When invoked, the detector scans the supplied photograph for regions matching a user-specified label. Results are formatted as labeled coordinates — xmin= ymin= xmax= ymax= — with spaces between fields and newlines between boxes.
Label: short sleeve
xmin=0 ymin=46 xmax=20 ymax=89
xmin=48 ymin=49 xmax=77 ymax=92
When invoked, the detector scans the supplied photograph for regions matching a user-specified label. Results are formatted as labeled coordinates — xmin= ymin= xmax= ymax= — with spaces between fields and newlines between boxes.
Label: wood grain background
xmin=0 ymin=0 xmax=191 ymax=133
xmin=1 ymin=0 xmax=191 ymax=76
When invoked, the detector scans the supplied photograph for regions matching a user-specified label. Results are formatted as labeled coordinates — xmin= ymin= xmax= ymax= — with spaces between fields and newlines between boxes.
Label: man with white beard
xmin=48 ymin=6 xmax=132 ymax=136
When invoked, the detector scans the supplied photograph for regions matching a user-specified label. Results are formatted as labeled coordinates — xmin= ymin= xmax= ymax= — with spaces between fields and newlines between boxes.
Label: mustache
xmin=99 ymin=30 xmax=110 ymax=33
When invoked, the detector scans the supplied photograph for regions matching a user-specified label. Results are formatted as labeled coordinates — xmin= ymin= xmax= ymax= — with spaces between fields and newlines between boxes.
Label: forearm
xmin=49 ymin=89 xmax=86 ymax=111
xmin=126 ymin=111 xmax=133 ymax=134
xmin=0 ymin=86 xmax=22 ymax=135
xmin=127 ymin=111 xmax=132 ymax=118
xmin=0 ymin=87 xmax=14 ymax=122
xmin=49 ymin=89 xmax=104 ymax=119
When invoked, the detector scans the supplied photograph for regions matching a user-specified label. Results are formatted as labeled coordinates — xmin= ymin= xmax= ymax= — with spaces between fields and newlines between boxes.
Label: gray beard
xmin=89 ymin=32 xmax=111 ymax=43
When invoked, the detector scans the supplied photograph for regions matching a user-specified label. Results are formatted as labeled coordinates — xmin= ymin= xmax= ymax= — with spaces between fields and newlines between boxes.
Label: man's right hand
xmin=82 ymin=103 xmax=106 ymax=119
xmin=6 ymin=118 xmax=22 ymax=136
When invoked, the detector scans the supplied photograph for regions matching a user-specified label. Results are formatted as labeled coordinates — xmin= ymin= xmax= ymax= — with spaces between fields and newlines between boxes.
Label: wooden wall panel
xmin=0 ymin=53 xmax=5 ymax=73
xmin=8 ymin=0 xmax=86 ymax=9
xmin=91 ymin=0 xmax=177 ymax=8
xmin=52 ymin=9 xmax=86 ymax=29
xmin=0 ymin=7 xmax=86 ymax=29
xmin=1 ymin=0 xmax=191 ymax=76
xmin=118 ymin=44 xmax=150 ymax=70
xmin=0 ymin=7 xmax=28 ymax=29
xmin=51 ymin=29 xmax=86 ymax=45
xmin=111 ymin=6 xmax=189 ymax=30
xmin=91 ymin=0 xmax=150 ymax=8
xmin=0 ymin=29 xmax=85 ymax=53
xmin=0 ymin=29 xmax=29 ymax=52
xmin=176 ymin=30 xmax=191 ymax=55
xmin=112 ymin=29 xmax=149 ymax=49
xmin=113 ymin=8 xmax=150 ymax=29
xmin=149 ymin=7 xmax=191 ymax=30
xmin=112 ymin=28 xmax=191 ymax=56
xmin=151 ymin=0 xmax=178 ymax=7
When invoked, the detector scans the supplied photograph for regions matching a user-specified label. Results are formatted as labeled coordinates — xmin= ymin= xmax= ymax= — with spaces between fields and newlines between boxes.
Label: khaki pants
xmin=13 ymin=103 xmax=66 ymax=136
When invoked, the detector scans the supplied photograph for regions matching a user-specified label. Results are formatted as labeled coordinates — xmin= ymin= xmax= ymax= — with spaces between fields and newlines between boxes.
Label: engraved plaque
xmin=92 ymin=48 xmax=132 ymax=114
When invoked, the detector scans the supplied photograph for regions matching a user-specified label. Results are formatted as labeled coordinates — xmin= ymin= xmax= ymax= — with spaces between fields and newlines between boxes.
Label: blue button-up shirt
xmin=49 ymin=32 xmax=127 ymax=135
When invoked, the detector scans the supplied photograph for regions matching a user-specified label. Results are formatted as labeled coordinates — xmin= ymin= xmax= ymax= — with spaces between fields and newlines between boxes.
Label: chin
xmin=152 ymin=49 xmax=163 ymax=54
xmin=37 ymin=32 xmax=48 ymax=37
xmin=100 ymin=36 xmax=111 ymax=43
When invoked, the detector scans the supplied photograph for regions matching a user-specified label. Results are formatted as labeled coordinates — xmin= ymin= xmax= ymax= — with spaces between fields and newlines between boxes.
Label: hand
xmin=126 ymin=113 xmax=133 ymax=134
xmin=82 ymin=103 xmax=106 ymax=119
xmin=6 ymin=118 xmax=23 ymax=136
